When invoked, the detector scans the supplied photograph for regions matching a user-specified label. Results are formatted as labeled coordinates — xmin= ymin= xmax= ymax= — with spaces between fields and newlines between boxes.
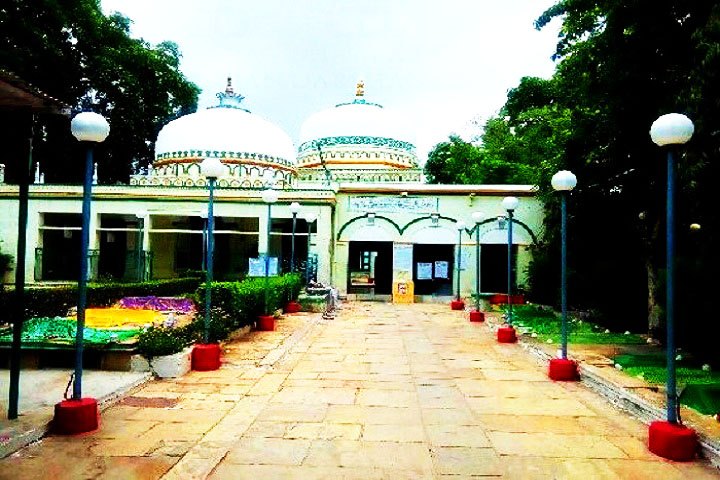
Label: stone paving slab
xmin=0 ymin=303 xmax=718 ymax=478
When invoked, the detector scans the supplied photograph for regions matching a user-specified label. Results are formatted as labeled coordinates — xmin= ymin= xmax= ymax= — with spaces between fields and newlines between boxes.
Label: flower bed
xmin=0 ymin=317 xmax=140 ymax=348
xmin=116 ymin=296 xmax=195 ymax=313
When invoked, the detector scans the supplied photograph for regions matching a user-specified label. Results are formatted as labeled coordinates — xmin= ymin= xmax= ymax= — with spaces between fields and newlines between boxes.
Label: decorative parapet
xmin=298 ymin=136 xmax=416 ymax=155
xmin=133 ymin=159 xmax=296 ymax=189
xmin=154 ymin=150 xmax=295 ymax=169
xmin=297 ymin=168 xmax=423 ymax=184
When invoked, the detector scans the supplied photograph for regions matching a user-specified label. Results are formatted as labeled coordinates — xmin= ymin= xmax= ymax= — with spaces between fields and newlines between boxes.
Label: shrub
xmin=0 ymin=278 xmax=202 ymax=319
xmin=136 ymin=324 xmax=195 ymax=358
xmin=194 ymin=273 xmax=303 ymax=336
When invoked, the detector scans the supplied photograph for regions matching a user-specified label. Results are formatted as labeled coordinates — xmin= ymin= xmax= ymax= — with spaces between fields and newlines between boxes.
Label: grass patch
xmin=614 ymin=353 xmax=720 ymax=415
xmin=508 ymin=305 xmax=645 ymax=344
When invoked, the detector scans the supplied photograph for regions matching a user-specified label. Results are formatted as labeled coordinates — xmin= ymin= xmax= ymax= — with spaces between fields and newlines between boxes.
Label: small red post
xmin=648 ymin=421 xmax=697 ymax=461
xmin=548 ymin=358 xmax=579 ymax=381
xmin=53 ymin=397 xmax=99 ymax=435
xmin=192 ymin=343 xmax=221 ymax=371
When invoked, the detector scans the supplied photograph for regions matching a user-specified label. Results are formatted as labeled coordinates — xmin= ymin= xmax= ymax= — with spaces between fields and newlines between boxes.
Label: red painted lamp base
xmin=548 ymin=358 xmax=579 ymax=381
xmin=469 ymin=310 xmax=485 ymax=322
xmin=192 ymin=343 xmax=221 ymax=371
xmin=53 ymin=397 xmax=99 ymax=435
xmin=497 ymin=326 xmax=517 ymax=343
xmin=648 ymin=421 xmax=697 ymax=461
xmin=450 ymin=300 xmax=465 ymax=311
xmin=285 ymin=301 xmax=302 ymax=314
xmin=257 ymin=315 xmax=276 ymax=331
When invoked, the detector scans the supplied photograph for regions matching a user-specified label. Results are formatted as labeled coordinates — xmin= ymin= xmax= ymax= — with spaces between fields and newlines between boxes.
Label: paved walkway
xmin=1 ymin=303 xmax=718 ymax=479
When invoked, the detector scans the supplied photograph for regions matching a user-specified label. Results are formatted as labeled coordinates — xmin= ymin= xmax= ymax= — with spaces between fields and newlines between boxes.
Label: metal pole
xmin=291 ymin=212 xmax=297 ymax=273
xmin=666 ymin=149 xmax=677 ymax=424
xmin=507 ymin=210 xmax=514 ymax=325
xmin=306 ymin=221 xmax=312 ymax=283
xmin=202 ymin=217 xmax=207 ymax=273
xmin=475 ymin=222 xmax=480 ymax=311
xmin=560 ymin=193 xmax=568 ymax=359
xmin=265 ymin=203 xmax=272 ymax=314
xmin=136 ymin=217 xmax=143 ymax=282
xmin=73 ymin=145 xmax=94 ymax=399
xmin=203 ymin=178 xmax=215 ymax=343
xmin=8 ymin=114 xmax=33 ymax=419
xmin=456 ymin=228 xmax=462 ymax=301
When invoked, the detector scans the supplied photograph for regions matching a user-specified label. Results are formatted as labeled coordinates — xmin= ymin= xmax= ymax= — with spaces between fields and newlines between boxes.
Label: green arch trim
xmin=336 ymin=214 xmax=402 ymax=240
xmin=337 ymin=214 xmax=538 ymax=244
xmin=466 ymin=217 xmax=538 ymax=244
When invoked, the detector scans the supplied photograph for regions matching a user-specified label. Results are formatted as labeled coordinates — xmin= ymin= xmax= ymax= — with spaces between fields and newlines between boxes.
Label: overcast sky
xmin=101 ymin=0 xmax=561 ymax=160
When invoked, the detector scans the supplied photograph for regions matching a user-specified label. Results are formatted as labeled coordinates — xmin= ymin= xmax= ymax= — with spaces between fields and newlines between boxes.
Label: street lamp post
xmin=259 ymin=187 xmax=279 ymax=330
xmin=192 ymin=157 xmax=224 ymax=371
xmin=548 ymin=170 xmax=579 ymax=381
xmin=451 ymin=221 xmax=466 ymax=310
xmin=647 ymin=113 xmax=698 ymax=461
xmin=135 ymin=211 xmax=147 ymax=282
xmin=498 ymin=196 xmax=519 ymax=343
xmin=289 ymin=202 xmax=300 ymax=272
xmin=53 ymin=112 xmax=109 ymax=435
xmin=304 ymin=212 xmax=317 ymax=284
xmin=286 ymin=202 xmax=302 ymax=313
xmin=470 ymin=211 xmax=485 ymax=322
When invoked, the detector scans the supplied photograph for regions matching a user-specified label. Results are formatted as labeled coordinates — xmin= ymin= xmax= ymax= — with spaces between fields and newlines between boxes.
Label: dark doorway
xmin=348 ymin=241 xmax=393 ymax=295
xmin=412 ymin=244 xmax=454 ymax=295
xmin=481 ymin=244 xmax=518 ymax=293
xmin=41 ymin=229 xmax=81 ymax=280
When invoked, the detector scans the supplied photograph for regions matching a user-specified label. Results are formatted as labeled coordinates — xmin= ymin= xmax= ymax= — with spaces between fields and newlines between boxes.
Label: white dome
xmin=296 ymin=83 xmax=419 ymax=174
xmin=140 ymin=79 xmax=297 ymax=189
xmin=300 ymin=101 xmax=416 ymax=147
xmin=156 ymin=107 xmax=295 ymax=164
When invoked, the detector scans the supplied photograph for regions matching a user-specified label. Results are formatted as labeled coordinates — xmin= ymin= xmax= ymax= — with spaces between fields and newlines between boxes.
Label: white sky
xmin=101 ymin=0 xmax=561 ymax=161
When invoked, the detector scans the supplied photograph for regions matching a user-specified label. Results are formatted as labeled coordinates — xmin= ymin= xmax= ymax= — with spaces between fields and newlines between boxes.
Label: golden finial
xmin=356 ymin=79 xmax=365 ymax=97
xmin=226 ymin=76 xmax=234 ymax=94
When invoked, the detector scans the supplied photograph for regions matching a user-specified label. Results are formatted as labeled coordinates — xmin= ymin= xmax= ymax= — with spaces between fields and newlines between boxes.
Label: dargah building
xmin=0 ymin=80 xmax=543 ymax=300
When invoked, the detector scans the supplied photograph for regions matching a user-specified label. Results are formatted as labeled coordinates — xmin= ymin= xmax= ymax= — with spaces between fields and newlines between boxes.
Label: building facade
xmin=0 ymin=80 xmax=543 ymax=300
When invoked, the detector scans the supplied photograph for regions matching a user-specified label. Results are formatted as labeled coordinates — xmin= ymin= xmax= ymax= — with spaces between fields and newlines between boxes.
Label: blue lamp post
xmin=200 ymin=157 xmax=224 ymax=342
xmin=548 ymin=170 xmax=579 ymax=381
xmin=498 ymin=196 xmax=519 ymax=343
xmin=471 ymin=211 xmax=484 ymax=321
xmin=262 ymin=187 xmax=279 ymax=316
xmin=451 ymin=221 xmax=466 ymax=310
xmin=53 ymin=111 xmax=109 ymax=435
xmin=647 ymin=113 xmax=697 ymax=460
xmin=304 ymin=212 xmax=317 ymax=284
xmin=192 ymin=157 xmax=225 ymax=371
xmin=289 ymin=202 xmax=301 ymax=272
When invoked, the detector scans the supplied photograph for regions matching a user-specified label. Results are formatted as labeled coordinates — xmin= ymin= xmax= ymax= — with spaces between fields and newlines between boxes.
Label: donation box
xmin=393 ymin=281 xmax=414 ymax=304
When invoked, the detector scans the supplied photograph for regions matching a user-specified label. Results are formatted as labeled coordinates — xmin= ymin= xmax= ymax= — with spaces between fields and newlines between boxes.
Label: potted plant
xmin=136 ymin=325 xmax=195 ymax=378
xmin=284 ymin=273 xmax=303 ymax=314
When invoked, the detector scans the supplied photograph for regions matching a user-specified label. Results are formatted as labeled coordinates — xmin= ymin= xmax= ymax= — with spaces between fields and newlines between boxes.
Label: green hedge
xmin=0 ymin=278 xmax=201 ymax=319
xmin=194 ymin=273 xmax=303 ymax=334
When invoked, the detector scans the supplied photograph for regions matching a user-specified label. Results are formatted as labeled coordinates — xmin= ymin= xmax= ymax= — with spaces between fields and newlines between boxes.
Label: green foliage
xmin=136 ymin=324 xmax=194 ymax=358
xmin=0 ymin=0 xmax=200 ymax=184
xmin=508 ymin=305 xmax=645 ymax=345
xmin=613 ymin=353 xmax=720 ymax=414
xmin=424 ymin=134 xmax=536 ymax=185
xmin=424 ymin=135 xmax=484 ymax=184
xmin=0 ymin=278 xmax=201 ymax=319
xmin=194 ymin=273 xmax=303 ymax=331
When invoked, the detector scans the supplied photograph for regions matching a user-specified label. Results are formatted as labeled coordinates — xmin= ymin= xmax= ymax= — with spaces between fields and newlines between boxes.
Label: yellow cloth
xmin=72 ymin=308 xmax=164 ymax=329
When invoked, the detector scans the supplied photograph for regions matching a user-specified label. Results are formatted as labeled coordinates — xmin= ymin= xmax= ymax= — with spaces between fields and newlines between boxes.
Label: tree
xmin=527 ymin=0 xmax=720 ymax=351
xmin=424 ymin=135 xmax=484 ymax=184
xmin=0 ymin=0 xmax=199 ymax=184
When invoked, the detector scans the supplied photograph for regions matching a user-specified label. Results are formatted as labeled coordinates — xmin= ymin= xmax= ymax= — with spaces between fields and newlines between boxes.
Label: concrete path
xmin=0 ymin=303 xmax=718 ymax=479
